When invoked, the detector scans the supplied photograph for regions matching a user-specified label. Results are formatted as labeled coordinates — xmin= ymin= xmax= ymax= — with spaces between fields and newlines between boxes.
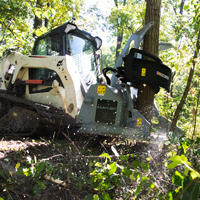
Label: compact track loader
xmin=0 ymin=21 xmax=181 ymax=139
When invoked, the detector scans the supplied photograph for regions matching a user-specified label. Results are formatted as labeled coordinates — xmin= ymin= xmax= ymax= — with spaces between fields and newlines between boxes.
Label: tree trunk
xmin=116 ymin=33 xmax=123 ymax=59
xmin=136 ymin=0 xmax=162 ymax=123
xmin=114 ymin=0 xmax=127 ymax=61
xmin=34 ymin=0 xmax=42 ymax=30
xmin=33 ymin=0 xmax=42 ymax=37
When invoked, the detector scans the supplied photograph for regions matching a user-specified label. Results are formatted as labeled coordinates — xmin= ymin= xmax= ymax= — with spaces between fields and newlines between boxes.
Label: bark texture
xmin=136 ymin=0 xmax=162 ymax=123
xmin=34 ymin=0 xmax=42 ymax=30
xmin=114 ymin=0 xmax=127 ymax=60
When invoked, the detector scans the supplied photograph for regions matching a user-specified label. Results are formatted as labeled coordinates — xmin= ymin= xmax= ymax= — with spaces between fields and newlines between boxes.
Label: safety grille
xmin=95 ymin=99 xmax=117 ymax=125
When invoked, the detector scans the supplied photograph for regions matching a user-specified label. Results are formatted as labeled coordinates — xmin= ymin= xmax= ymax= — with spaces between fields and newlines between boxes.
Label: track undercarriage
xmin=0 ymin=90 xmax=76 ymax=136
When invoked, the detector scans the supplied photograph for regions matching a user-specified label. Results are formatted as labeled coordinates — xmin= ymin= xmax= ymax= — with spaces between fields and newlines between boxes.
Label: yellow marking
xmin=97 ymin=85 xmax=106 ymax=95
xmin=15 ymin=163 xmax=20 ymax=169
xmin=13 ymin=112 xmax=17 ymax=117
xmin=141 ymin=68 xmax=146 ymax=76
xmin=136 ymin=118 xmax=142 ymax=127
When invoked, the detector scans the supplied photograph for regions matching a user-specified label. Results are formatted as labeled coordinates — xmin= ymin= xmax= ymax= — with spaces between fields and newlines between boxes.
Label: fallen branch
xmin=62 ymin=132 xmax=87 ymax=163
xmin=41 ymin=154 xmax=63 ymax=162
xmin=44 ymin=175 xmax=67 ymax=187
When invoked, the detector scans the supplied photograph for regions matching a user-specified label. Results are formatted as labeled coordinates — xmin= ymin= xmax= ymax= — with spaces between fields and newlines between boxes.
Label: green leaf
xmin=35 ymin=10 xmax=41 ymax=18
xmin=24 ymin=2 xmax=30 ymax=7
xmin=184 ymin=167 xmax=189 ymax=176
xmin=168 ymin=156 xmax=182 ymax=169
xmin=102 ymin=193 xmax=111 ymax=200
xmin=134 ymin=171 xmax=140 ymax=181
xmin=149 ymin=182 xmax=155 ymax=189
xmin=100 ymin=153 xmax=111 ymax=161
xmin=195 ymin=137 xmax=200 ymax=144
xmin=167 ymin=162 xmax=180 ymax=169
xmin=135 ymin=185 xmax=142 ymax=196
xmin=172 ymin=171 xmax=184 ymax=186
xmin=103 ymin=179 xmax=112 ymax=190
xmin=23 ymin=168 xmax=31 ymax=176
xmin=141 ymin=176 xmax=148 ymax=186
xmin=95 ymin=162 xmax=102 ymax=167
xmin=43 ymin=11 xmax=49 ymax=19
xmin=122 ymin=166 xmax=132 ymax=176
xmin=36 ymin=162 xmax=46 ymax=173
xmin=133 ymin=160 xmax=140 ymax=169
xmin=120 ymin=154 xmax=129 ymax=161
xmin=191 ymin=171 xmax=199 ymax=180
xmin=167 ymin=191 xmax=173 ymax=200
xmin=93 ymin=194 xmax=99 ymax=200
xmin=35 ymin=29 xmax=42 ymax=36
xmin=184 ymin=4 xmax=189 ymax=10
xmin=16 ymin=167 xmax=25 ymax=176
xmin=141 ymin=161 xmax=149 ymax=172
xmin=108 ymin=162 xmax=117 ymax=175
xmin=193 ymin=149 xmax=200 ymax=155
xmin=41 ymin=26 xmax=47 ymax=33
xmin=174 ymin=64 xmax=179 ymax=71
xmin=84 ymin=194 xmax=93 ymax=200
xmin=89 ymin=162 xmax=93 ymax=167
xmin=181 ymin=141 xmax=190 ymax=153
xmin=182 ymin=181 xmax=199 ymax=200
xmin=38 ymin=181 xmax=46 ymax=190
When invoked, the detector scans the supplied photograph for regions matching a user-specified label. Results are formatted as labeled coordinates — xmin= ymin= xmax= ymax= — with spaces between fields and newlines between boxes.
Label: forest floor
xmin=0 ymin=131 xmax=173 ymax=200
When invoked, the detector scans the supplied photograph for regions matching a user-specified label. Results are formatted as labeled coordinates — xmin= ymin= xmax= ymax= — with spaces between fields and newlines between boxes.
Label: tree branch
xmin=179 ymin=0 xmax=185 ymax=15
xmin=0 ymin=8 xmax=21 ymax=46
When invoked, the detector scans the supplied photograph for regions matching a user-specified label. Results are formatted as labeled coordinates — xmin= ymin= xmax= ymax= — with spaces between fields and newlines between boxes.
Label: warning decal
xmin=136 ymin=118 xmax=142 ymax=127
xmin=97 ymin=85 xmax=106 ymax=95
xmin=141 ymin=68 xmax=146 ymax=77
xmin=156 ymin=71 xmax=169 ymax=80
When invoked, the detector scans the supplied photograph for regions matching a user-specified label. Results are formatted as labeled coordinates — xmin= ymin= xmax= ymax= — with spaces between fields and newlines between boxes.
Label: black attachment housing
xmin=119 ymin=48 xmax=171 ymax=93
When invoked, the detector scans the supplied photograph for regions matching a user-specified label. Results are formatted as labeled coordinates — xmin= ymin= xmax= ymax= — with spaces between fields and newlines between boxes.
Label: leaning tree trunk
xmin=136 ymin=0 xmax=162 ymax=123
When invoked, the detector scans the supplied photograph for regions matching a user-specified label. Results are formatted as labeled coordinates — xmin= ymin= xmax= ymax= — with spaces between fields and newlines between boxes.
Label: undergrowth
xmin=0 ymin=132 xmax=200 ymax=200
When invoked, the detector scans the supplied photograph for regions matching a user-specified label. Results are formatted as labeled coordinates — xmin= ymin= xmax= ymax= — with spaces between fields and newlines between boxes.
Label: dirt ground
xmin=0 ymin=132 xmax=169 ymax=200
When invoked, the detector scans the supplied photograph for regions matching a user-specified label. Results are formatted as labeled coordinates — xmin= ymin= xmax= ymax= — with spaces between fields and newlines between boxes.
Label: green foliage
xmin=15 ymin=156 xmax=51 ymax=197
xmin=105 ymin=0 xmax=145 ymax=58
xmin=0 ymin=0 xmax=86 ymax=55
xmin=157 ymin=0 xmax=200 ymax=136
xmin=165 ymin=134 xmax=200 ymax=200
xmin=84 ymin=134 xmax=200 ymax=200
xmin=86 ymin=152 xmax=152 ymax=199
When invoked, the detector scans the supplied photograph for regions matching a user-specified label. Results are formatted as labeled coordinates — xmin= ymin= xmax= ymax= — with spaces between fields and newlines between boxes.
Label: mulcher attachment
xmin=120 ymin=48 xmax=171 ymax=93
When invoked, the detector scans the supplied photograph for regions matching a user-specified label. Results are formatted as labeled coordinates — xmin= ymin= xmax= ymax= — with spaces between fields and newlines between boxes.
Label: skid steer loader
xmin=0 ymin=21 xmax=181 ymax=139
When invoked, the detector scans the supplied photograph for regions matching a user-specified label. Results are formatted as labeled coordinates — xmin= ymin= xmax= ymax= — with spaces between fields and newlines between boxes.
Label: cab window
xmin=34 ymin=34 xmax=60 ymax=56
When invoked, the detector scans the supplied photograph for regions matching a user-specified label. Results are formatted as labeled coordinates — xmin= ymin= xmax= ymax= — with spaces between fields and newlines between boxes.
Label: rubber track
xmin=0 ymin=90 xmax=76 ymax=136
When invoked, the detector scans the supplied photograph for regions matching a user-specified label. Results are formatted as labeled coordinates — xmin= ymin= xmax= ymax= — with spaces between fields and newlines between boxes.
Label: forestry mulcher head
xmin=76 ymin=48 xmax=172 ymax=141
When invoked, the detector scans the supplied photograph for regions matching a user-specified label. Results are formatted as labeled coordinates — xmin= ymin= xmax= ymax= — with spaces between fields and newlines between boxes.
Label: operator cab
xmin=32 ymin=22 xmax=102 ymax=87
